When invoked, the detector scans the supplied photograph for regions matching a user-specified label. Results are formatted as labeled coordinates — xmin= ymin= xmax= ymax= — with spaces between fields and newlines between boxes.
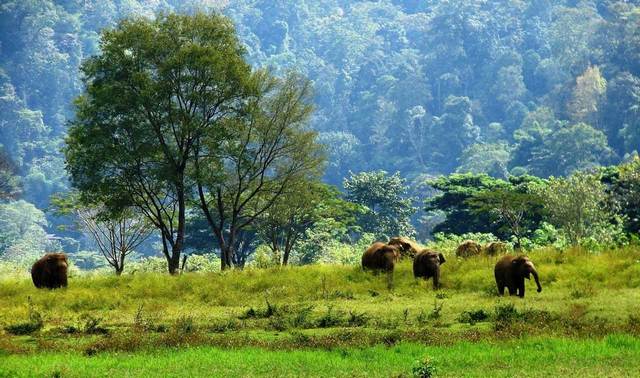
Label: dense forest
xmin=1 ymin=0 xmax=640 ymax=269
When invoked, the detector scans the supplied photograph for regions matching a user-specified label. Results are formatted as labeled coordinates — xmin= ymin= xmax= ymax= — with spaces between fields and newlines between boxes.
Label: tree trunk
xmin=170 ymin=182 xmax=186 ymax=275
xmin=168 ymin=253 xmax=181 ymax=275
xmin=282 ymin=245 xmax=292 ymax=266
xmin=221 ymin=245 xmax=233 ymax=271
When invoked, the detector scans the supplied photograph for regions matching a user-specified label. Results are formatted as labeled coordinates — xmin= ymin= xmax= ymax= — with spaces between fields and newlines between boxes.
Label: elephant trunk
xmin=531 ymin=268 xmax=542 ymax=292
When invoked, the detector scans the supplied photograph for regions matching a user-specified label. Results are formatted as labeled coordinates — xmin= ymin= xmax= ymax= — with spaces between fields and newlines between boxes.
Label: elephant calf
xmin=413 ymin=250 xmax=446 ymax=289
xmin=494 ymin=255 xmax=542 ymax=298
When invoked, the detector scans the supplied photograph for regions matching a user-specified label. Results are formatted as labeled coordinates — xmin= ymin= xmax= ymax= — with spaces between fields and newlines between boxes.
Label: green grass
xmin=1 ymin=247 xmax=640 ymax=375
xmin=2 ymin=336 xmax=640 ymax=377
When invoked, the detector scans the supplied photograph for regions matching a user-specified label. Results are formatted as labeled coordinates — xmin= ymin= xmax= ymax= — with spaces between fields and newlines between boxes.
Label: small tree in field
xmin=255 ymin=182 xmax=358 ymax=266
xmin=540 ymin=171 xmax=611 ymax=245
xmin=52 ymin=193 xmax=153 ymax=275
xmin=468 ymin=188 xmax=543 ymax=248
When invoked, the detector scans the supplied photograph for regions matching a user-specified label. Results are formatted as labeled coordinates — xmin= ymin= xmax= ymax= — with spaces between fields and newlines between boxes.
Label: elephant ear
xmin=438 ymin=253 xmax=446 ymax=264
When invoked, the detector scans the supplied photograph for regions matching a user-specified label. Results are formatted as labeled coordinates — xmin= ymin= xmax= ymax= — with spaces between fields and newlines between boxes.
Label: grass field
xmin=1 ymin=247 xmax=640 ymax=376
xmin=2 ymin=336 xmax=640 ymax=377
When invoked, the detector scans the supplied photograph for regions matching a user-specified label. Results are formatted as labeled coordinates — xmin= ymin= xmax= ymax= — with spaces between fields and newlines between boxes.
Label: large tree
xmin=194 ymin=72 xmax=324 ymax=270
xmin=65 ymin=14 xmax=254 ymax=274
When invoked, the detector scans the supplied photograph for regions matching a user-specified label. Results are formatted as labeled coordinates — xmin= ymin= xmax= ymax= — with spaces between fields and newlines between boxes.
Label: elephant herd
xmin=361 ymin=238 xmax=542 ymax=298
xmin=31 ymin=238 xmax=542 ymax=298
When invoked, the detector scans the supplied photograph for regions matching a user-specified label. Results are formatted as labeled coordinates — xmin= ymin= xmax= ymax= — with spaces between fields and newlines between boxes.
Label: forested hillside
xmin=1 ymin=0 xmax=639 ymax=262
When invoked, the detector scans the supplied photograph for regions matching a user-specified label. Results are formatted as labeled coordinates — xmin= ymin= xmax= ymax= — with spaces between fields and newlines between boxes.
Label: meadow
xmin=2 ymin=247 xmax=640 ymax=377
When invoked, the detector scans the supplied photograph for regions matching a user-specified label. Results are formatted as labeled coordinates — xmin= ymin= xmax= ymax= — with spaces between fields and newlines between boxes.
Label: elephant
xmin=362 ymin=242 xmax=400 ymax=273
xmin=31 ymin=253 xmax=69 ymax=289
xmin=388 ymin=237 xmax=423 ymax=259
xmin=413 ymin=249 xmax=446 ymax=289
xmin=455 ymin=240 xmax=482 ymax=258
xmin=484 ymin=241 xmax=507 ymax=256
xmin=494 ymin=255 xmax=542 ymax=298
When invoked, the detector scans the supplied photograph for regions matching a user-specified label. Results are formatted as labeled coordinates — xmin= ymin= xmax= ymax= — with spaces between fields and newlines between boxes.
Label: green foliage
xmin=426 ymin=173 xmax=510 ymax=236
xmin=412 ymin=356 xmax=437 ymax=378
xmin=539 ymin=171 xmax=619 ymax=246
xmin=457 ymin=309 xmax=490 ymax=325
xmin=468 ymin=186 xmax=545 ymax=247
xmin=255 ymin=183 xmax=353 ymax=266
xmin=606 ymin=158 xmax=640 ymax=234
xmin=0 ymin=200 xmax=48 ymax=263
xmin=457 ymin=143 xmax=511 ymax=179
xmin=344 ymin=171 xmax=416 ymax=239
xmin=0 ymin=150 xmax=20 ymax=200
xmin=3 ymin=0 xmax=640 ymax=267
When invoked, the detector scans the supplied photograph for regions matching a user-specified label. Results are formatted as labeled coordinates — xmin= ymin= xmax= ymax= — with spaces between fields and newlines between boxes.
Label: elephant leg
xmin=518 ymin=282 xmax=525 ymax=298
xmin=496 ymin=280 xmax=505 ymax=296
xmin=386 ymin=271 xmax=394 ymax=290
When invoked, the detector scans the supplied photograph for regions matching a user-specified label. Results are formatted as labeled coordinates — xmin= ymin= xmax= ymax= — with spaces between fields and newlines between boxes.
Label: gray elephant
xmin=494 ymin=255 xmax=542 ymax=298
xmin=413 ymin=250 xmax=446 ymax=289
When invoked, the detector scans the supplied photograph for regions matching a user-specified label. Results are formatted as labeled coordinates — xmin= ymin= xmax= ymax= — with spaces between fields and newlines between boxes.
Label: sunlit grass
xmin=2 ymin=336 xmax=640 ymax=377
xmin=1 ymin=246 xmax=640 ymax=355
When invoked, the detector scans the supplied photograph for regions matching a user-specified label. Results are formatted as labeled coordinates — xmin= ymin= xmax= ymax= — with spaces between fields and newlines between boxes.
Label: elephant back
xmin=484 ymin=241 xmax=508 ymax=256
xmin=362 ymin=242 xmax=398 ymax=272
xmin=388 ymin=237 xmax=423 ymax=259
xmin=456 ymin=240 xmax=482 ymax=258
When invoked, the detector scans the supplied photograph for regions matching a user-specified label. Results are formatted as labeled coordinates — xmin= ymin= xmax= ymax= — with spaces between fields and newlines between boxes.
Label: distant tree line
xmin=1 ymin=1 xmax=640 ymax=272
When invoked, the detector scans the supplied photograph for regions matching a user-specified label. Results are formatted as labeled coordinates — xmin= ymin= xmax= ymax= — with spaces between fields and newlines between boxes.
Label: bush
xmin=412 ymin=357 xmax=437 ymax=378
xmin=494 ymin=303 xmax=519 ymax=324
xmin=175 ymin=315 xmax=196 ymax=334
xmin=251 ymin=245 xmax=281 ymax=269
xmin=239 ymin=299 xmax=279 ymax=319
xmin=81 ymin=313 xmax=109 ymax=335
xmin=127 ymin=257 xmax=168 ymax=273
xmin=316 ymin=305 xmax=345 ymax=328
xmin=182 ymin=254 xmax=221 ymax=273
xmin=458 ymin=309 xmax=490 ymax=325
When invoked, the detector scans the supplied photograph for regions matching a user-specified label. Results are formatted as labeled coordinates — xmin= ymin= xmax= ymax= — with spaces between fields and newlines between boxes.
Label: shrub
xmin=181 ymin=254 xmax=221 ymax=273
xmin=494 ymin=303 xmax=519 ymax=323
xmin=81 ymin=313 xmax=109 ymax=335
xmin=290 ymin=305 xmax=315 ymax=328
xmin=458 ymin=309 xmax=490 ymax=325
xmin=412 ymin=357 xmax=437 ymax=378
xmin=239 ymin=299 xmax=279 ymax=319
xmin=126 ymin=257 xmax=168 ymax=273
xmin=175 ymin=315 xmax=196 ymax=334
xmin=316 ymin=305 xmax=345 ymax=328
xmin=428 ymin=299 xmax=444 ymax=320
xmin=347 ymin=311 xmax=368 ymax=327
xmin=251 ymin=245 xmax=281 ymax=269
